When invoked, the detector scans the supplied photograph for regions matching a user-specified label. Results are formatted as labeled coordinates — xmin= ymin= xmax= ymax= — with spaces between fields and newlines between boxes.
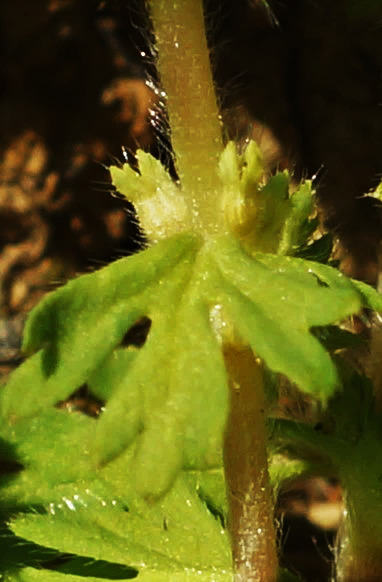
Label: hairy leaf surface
xmin=6 ymin=569 xmax=231 ymax=582
xmin=5 ymin=412 xmax=230 ymax=581
xmin=1 ymin=408 xmax=230 ymax=580
xmin=0 ymin=228 xmax=372 ymax=496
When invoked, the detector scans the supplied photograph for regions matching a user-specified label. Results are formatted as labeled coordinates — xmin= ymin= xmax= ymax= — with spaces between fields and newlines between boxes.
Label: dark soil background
xmin=1 ymin=1 xmax=382 ymax=580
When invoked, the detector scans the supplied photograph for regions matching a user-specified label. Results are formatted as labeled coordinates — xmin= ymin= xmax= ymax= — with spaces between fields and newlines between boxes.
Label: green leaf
xmin=278 ymin=180 xmax=315 ymax=256
xmin=350 ymin=278 xmax=382 ymax=312
xmin=271 ymin=370 xmax=382 ymax=551
xmin=0 ymin=234 xmax=199 ymax=420
xmin=210 ymin=236 xmax=362 ymax=399
xmin=5 ymin=569 xmax=133 ymax=582
xmin=88 ymin=348 xmax=137 ymax=402
xmin=1 ymin=226 xmax=371 ymax=497
xmin=186 ymin=468 xmax=227 ymax=524
xmin=270 ymin=368 xmax=382 ymax=473
xmin=219 ymin=142 xmax=292 ymax=253
xmin=7 ymin=566 xmax=299 ymax=582
xmin=0 ymin=523 xmax=61 ymax=574
xmin=110 ymin=152 xmax=191 ymax=242
xmin=253 ymin=171 xmax=291 ymax=252
xmin=4 ymin=570 xmax=81 ymax=582
xmin=0 ymin=403 xmax=230 ymax=578
xmin=132 ymin=574 xmax=231 ymax=581
xmin=9 ymin=457 xmax=232 ymax=580
xmin=0 ymin=409 xmax=97 ymax=507
xmin=7 ymin=568 xmax=231 ymax=582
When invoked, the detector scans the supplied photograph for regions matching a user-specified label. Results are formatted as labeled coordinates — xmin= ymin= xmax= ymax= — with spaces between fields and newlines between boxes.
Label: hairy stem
xmin=336 ymin=501 xmax=382 ymax=582
xmin=223 ymin=345 xmax=278 ymax=581
xmin=336 ymin=446 xmax=382 ymax=582
xmin=147 ymin=0 xmax=225 ymax=235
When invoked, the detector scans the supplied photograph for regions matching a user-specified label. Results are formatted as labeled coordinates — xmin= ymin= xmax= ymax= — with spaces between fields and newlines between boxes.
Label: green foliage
xmin=3 ymin=124 xmax=382 ymax=582
xmin=3 ymin=0 xmax=382 ymax=577
xmin=0 ymin=408 xmax=230 ymax=580
xmin=5 ymin=570 xmax=122 ymax=582
xmin=2 ymin=140 xmax=382 ymax=578
xmin=272 ymin=369 xmax=382 ymax=550
xmin=1 ymin=214 xmax=370 ymax=498
xmin=6 ymin=570 xmax=230 ymax=582
xmin=110 ymin=152 xmax=190 ymax=242
xmin=218 ymin=141 xmax=316 ymax=256
xmin=272 ymin=369 xmax=382 ymax=474
xmin=10 ymin=474 xmax=231 ymax=578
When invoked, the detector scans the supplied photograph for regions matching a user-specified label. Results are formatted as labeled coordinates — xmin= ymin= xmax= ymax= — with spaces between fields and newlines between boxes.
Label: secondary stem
xmin=336 ymin=499 xmax=382 ymax=581
xmin=223 ymin=345 xmax=278 ymax=582
xmin=336 ymin=445 xmax=382 ymax=582
xmin=147 ymin=0 xmax=225 ymax=235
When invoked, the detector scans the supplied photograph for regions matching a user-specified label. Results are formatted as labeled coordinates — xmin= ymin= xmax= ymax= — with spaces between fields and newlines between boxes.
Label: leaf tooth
xmin=22 ymin=235 xmax=199 ymax=355
xmin=92 ymin=380 xmax=143 ymax=467
xmin=132 ymin=419 xmax=185 ymax=501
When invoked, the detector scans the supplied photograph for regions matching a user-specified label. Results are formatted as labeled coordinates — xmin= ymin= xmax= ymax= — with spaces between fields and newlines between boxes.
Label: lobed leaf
xmin=0 ymin=409 xmax=97 ymax=507
xmin=209 ymin=236 xmax=362 ymax=400
xmin=4 ymin=569 xmax=128 ymax=582
xmin=278 ymin=180 xmax=315 ymax=255
xmin=110 ymin=152 xmax=190 ymax=242
xmin=6 ymin=569 xmax=231 ymax=582
xmin=1 ymin=227 xmax=377 ymax=497
xmin=0 ymin=406 xmax=230 ymax=579
xmin=0 ymin=235 xmax=198 ymax=420
xmin=8 ymin=463 xmax=231 ymax=580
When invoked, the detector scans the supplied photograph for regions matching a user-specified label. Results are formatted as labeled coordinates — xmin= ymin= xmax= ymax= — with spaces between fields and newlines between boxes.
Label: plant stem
xmin=368 ymin=313 xmax=382 ymax=412
xmin=147 ymin=2 xmax=278 ymax=576
xmin=223 ymin=345 xmax=278 ymax=582
xmin=336 ymin=499 xmax=382 ymax=581
xmin=336 ymin=444 xmax=382 ymax=582
xmin=147 ymin=0 xmax=225 ymax=236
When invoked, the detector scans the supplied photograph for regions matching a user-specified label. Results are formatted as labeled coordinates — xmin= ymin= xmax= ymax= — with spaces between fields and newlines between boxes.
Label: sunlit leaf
xmin=5 ymin=568 xmax=133 ymax=582
xmin=8 ymin=443 xmax=231 ymax=580
xmin=0 ymin=235 xmax=199 ymax=420
xmin=6 ymin=568 xmax=230 ymax=582
xmin=2 ymin=221 xmax=378 ymax=498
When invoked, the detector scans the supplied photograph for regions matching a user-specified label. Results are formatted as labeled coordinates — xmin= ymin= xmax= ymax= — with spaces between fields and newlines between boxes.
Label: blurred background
xmin=1 ymin=1 xmax=382 ymax=579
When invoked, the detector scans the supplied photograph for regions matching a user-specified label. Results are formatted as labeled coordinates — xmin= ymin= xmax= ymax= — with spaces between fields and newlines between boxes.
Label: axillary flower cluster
xmin=110 ymin=139 xmax=314 ymax=256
